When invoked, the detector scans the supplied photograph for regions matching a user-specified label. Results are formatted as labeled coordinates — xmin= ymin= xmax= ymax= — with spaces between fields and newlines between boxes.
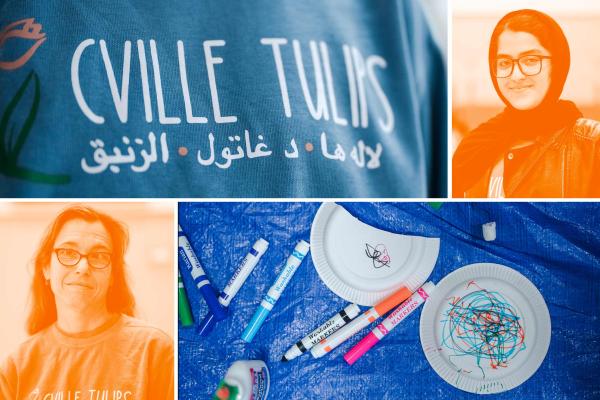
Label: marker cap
xmin=241 ymin=306 xmax=270 ymax=343
xmin=294 ymin=240 xmax=310 ymax=256
xmin=345 ymin=303 xmax=361 ymax=320
xmin=254 ymin=238 xmax=269 ymax=255
xmin=419 ymin=281 xmax=436 ymax=298
xmin=343 ymin=333 xmax=379 ymax=366
xmin=482 ymin=221 xmax=496 ymax=241
xmin=374 ymin=286 xmax=412 ymax=316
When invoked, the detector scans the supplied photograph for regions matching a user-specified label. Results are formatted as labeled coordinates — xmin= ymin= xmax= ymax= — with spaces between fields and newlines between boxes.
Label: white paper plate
xmin=310 ymin=203 xmax=440 ymax=306
xmin=419 ymin=263 xmax=551 ymax=394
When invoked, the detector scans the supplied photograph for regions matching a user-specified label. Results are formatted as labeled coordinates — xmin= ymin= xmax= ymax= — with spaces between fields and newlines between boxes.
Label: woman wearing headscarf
xmin=0 ymin=205 xmax=173 ymax=399
xmin=453 ymin=9 xmax=600 ymax=198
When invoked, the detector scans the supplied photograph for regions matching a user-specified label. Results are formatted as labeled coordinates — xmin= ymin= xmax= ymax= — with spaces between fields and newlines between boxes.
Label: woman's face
xmin=496 ymin=30 xmax=552 ymax=110
xmin=44 ymin=219 xmax=113 ymax=312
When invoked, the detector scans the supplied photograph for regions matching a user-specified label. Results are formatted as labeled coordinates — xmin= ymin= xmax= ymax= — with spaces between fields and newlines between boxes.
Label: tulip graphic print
xmin=0 ymin=19 xmax=47 ymax=70
xmin=0 ymin=18 xmax=70 ymax=184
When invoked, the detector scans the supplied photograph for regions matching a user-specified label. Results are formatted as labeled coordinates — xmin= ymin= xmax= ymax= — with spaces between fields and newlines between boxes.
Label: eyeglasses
xmin=494 ymin=55 xmax=551 ymax=78
xmin=54 ymin=248 xmax=112 ymax=269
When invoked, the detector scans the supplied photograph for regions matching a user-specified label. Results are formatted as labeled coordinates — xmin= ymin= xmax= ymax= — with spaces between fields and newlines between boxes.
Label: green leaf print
xmin=0 ymin=70 xmax=70 ymax=184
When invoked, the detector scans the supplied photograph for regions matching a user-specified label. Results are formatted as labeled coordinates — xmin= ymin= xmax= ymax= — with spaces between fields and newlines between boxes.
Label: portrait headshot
xmin=0 ymin=203 xmax=174 ymax=399
xmin=452 ymin=0 xmax=600 ymax=198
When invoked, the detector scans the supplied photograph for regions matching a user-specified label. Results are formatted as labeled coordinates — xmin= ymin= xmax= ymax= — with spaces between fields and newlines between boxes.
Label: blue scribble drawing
xmin=441 ymin=281 xmax=526 ymax=378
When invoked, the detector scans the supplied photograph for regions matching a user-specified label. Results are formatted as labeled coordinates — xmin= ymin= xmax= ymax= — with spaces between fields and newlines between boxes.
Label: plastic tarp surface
xmin=178 ymin=202 xmax=600 ymax=399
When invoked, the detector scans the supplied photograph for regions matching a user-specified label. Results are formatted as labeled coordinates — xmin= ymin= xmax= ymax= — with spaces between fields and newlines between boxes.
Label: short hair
xmin=26 ymin=205 xmax=135 ymax=334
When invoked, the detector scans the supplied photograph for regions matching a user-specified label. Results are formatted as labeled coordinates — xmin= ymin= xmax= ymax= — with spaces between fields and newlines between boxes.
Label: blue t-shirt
xmin=0 ymin=0 xmax=446 ymax=197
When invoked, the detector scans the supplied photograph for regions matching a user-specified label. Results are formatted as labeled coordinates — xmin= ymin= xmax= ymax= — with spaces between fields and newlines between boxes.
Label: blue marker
xmin=198 ymin=238 xmax=270 ymax=336
xmin=178 ymin=225 xmax=228 ymax=322
xmin=241 ymin=240 xmax=310 ymax=343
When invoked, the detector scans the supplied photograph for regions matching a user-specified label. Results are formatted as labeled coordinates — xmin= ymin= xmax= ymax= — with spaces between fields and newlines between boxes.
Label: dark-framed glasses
xmin=494 ymin=55 xmax=551 ymax=78
xmin=54 ymin=248 xmax=112 ymax=269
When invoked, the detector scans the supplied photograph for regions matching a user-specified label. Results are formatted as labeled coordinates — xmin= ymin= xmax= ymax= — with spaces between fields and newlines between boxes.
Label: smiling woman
xmin=453 ymin=9 xmax=600 ymax=198
xmin=0 ymin=205 xmax=173 ymax=400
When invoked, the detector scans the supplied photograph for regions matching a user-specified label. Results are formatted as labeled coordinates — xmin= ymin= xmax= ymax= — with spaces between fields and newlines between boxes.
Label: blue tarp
xmin=178 ymin=202 xmax=600 ymax=400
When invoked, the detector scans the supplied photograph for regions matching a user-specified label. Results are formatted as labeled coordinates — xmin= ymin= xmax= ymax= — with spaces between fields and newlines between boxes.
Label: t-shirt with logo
xmin=0 ymin=0 xmax=446 ymax=197
xmin=0 ymin=315 xmax=174 ymax=399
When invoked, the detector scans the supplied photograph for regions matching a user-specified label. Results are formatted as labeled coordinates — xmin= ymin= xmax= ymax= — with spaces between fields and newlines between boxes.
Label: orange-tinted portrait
xmin=0 ymin=202 xmax=174 ymax=399
xmin=452 ymin=0 xmax=600 ymax=198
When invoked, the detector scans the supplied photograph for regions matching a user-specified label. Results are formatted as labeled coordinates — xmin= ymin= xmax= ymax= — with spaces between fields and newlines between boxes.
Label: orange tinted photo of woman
xmin=453 ymin=9 xmax=600 ymax=198
xmin=0 ymin=204 xmax=174 ymax=399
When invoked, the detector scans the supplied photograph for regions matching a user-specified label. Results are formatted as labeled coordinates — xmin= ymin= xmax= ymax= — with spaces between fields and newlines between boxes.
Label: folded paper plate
xmin=310 ymin=203 xmax=440 ymax=306
xmin=419 ymin=263 xmax=551 ymax=394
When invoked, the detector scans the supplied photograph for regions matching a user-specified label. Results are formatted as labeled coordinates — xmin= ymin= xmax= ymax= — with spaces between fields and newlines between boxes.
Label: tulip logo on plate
xmin=0 ymin=18 xmax=70 ymax=184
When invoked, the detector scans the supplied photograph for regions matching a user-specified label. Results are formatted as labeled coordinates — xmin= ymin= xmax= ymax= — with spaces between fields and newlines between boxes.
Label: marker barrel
xmin=344 ymin=282 xmax=435 ymax=365
xmin=310 ymin=310 xmax=373 ymax=358
xmin=310 ymin=285 xmax=413 ymax=359
xmin=220 ymin=238 xmax=270 ymax=306
xmin=283 ymin=303 xmax=360 ymax=361
xmin=178 ymin=225 xmax=228 ymax=321
xmin=241 ymin=240 xmax=310 ymax=343
xmin=178 ymin=270 xmax=194 ymax=327
xmin=198 ymin=238 xmax=269 ymax=336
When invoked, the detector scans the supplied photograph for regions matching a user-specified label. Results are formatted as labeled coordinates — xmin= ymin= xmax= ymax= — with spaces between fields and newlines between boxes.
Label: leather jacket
xmin=460 ymin=118 xmax=600 ymax=198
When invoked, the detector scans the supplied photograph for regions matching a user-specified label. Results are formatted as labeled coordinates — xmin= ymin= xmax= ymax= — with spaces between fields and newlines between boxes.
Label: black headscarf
xmin=453 ymin=9 xmax=582 ymax=195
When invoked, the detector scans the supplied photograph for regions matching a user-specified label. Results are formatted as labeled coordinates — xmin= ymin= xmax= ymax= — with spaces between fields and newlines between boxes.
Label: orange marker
xmin=310 ymin=286 xmax=413 ymax=358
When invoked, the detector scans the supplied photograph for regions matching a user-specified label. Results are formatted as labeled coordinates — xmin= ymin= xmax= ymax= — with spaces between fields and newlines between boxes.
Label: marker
xmin=198 ymin=238 xmax=270 ymax=336
xmin=282 ymin=303 xmax=361 ymax=361
xmin=241 ymin=240 xmax=310 ymax=343
xmin=344 ymin=282 xmax=435 ymax=365
xmin=178 ymin=269 xmax=194 ymax=327
xmin=310 ymin=285 xmax=414 ymax=358
xmin=178 ymin=225 xmax=228 ymax=322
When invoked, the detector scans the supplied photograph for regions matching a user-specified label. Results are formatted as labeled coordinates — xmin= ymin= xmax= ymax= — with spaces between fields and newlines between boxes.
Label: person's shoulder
xmin=119 ymin=315 xmax=173 ymax=346
xmin=571 ymin=118 xmax=600 ymax=141
xmin=2 ymin=327 xmax=52 ymax=368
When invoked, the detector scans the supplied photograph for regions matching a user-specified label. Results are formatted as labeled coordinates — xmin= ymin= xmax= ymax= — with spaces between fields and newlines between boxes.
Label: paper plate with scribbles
xmin=310 ymin=202 xmax=440 ymax=306
xmin=419 ymin=263 xmax=551 ymax=395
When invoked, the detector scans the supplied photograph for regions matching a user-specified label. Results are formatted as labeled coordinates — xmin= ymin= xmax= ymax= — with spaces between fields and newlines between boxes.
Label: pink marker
xmin=344 ymin=281 xmax=435 ymax=366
